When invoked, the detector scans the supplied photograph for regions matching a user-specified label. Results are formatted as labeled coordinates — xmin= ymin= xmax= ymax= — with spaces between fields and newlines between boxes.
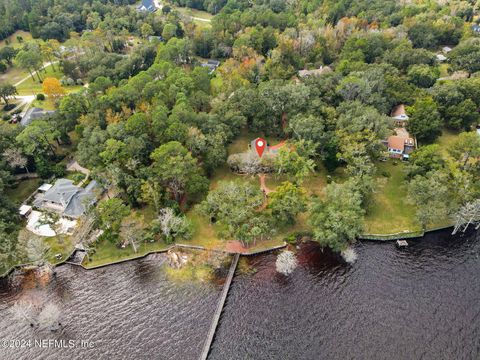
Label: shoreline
xmin=0 ymin=224 xmax=459 ymax=278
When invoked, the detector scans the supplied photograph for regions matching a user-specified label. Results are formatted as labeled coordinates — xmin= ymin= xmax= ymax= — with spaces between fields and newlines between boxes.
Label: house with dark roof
xmin=33 ymin=179 xmax=99 ymax=219
xmin=201 ymin=59 xmax=220 ymax=74
xmin=137 ymin=0 xmax=157 ymax=13
xmin=21 ymin=107 xmax=56 ymax=126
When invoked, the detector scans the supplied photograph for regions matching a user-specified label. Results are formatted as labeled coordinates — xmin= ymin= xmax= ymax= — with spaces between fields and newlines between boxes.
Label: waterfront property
xmin=33 ymin=178 xmax=98 ymax=219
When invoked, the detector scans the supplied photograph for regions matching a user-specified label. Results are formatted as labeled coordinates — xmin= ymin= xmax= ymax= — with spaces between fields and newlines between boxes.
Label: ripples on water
xmin=210 ymin=230 xmax=480 ymax=360
xmin=0 ymin=254 xmax=223 ymax=360
xmin=0 ymin=230 xmax=479 ymax=360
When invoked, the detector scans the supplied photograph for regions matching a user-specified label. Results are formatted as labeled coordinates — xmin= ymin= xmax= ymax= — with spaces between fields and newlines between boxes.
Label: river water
xmin=0 ymin=229 xmax=479 ymax=360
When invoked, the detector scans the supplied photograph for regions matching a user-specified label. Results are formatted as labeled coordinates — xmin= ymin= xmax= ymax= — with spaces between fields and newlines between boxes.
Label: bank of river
xmin=0 ymin=229 xmax=478 ymax=360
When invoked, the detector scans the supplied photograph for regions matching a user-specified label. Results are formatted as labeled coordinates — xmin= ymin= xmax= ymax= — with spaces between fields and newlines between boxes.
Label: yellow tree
xmin=42 ymin=77 xmax=65 ymax=101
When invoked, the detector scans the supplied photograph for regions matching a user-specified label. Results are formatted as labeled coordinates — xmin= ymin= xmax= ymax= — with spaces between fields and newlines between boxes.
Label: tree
xmin=120 ymin=217 xmax=144 ymax=252
xmin=151 ymin=208 xmax=193 ymax=244
xmin=162 ymin=23 xmax=177 ymax=41
xmin=199 ymin=181 xmax=271 ymax=246
xmin=444 ymin=99 xmax=479 ymax=130
xmin=273 ymin=147 xmax=315 ymax=184
xmin=407 ymin=98 xmax=442 ymax=143
xmin=95 ymin=198 xmax=130 ymax=240
xmin=0 ymin=84 xmax=17 ymax=106
xmin=276 ymin=250 xmax=297 ymax=275
xmin=268 ymin=181 xmax=307 ymax=225
xmin=42 ymin=77 xmax=65 ymax=100
xmin=16 ymin=120 xmax=59 ymax=157
xmin=16 ymin=49 xmax=43 ymax=82
xmin=407 ymin=171 xmax=450 ymax=230
xmin=2 ymin=148 xmax=28 ymax=174
xmin=150 ymin=141 xmax=208 ymax=204
xmin=448 ymin=131 xmax=480 ymax=171
xmin=141 ymin=23 xmax=154 ymax=39
xmin=407 ymin=65 xmax=440 ymax=88
xmin=407 ymin=144 xmax=445 ymax=178
xmin=309 ymin=181 xmax=364 ymax=252
xmin=0 ymin=46 xmax=16 ymax=66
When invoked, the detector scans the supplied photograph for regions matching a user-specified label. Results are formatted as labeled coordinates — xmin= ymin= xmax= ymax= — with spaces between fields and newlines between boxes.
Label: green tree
xmin=407 ymin=64 xmax=440 ymax=88
xmin=16 ymin=49 xmax=43 ymax=82
xmin=407 ymin=144 xmax=445 ymax=178
xmin=448 ymin=131 xmax=480 ymax=171
xmin=150 ymin=141 xmax=208 ymax=204
xmin=407 ymin=98 xmax=442 ymax=143
xmin=268 ymin=181 xmax=307 ymax=225
xmin=16 ymin=120 xmax=59 ymax=157
xmin=0 ymin=84 xmax=17 ymax=106
xmin=274 ymin=147 xmax=315 ymax=184
xmin=407 ymin=171 xmax=450 ymax=230
xmin=96 ymin=198 xmax=130 ymax=241
xmin=141 ymin=23 xmax=154 ymax=39
xmin=0 ymin=46 xmax=16 ymax=66
xmin=309 ymin=181 xmax=364 ymax=252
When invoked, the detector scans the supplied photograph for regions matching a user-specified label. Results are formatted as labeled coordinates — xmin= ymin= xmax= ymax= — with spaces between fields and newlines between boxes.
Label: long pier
xmin=199 ymin=253 xmax=239 ymax=360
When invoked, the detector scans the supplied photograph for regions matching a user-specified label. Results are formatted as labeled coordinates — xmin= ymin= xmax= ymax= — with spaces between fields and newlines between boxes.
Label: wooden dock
xmin=199 ymin=253 xmax=239 ymax=360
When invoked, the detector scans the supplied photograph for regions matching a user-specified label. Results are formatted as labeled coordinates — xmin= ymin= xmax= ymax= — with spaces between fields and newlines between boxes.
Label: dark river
xmin=0 ymin=229 xmax=479 ymax=360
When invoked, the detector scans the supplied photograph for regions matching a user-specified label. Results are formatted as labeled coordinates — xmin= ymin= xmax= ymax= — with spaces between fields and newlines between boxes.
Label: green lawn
xmin=16 ymin=64 xmax=83 ymax=95
xmin=31 ymin=98 xmax=56 ymax=110
xmin=363 ymin=160 xmax=420 ymax=234
xmin=6 ymin=178 xmax=41 ymax=205
xmin=0 ymin=30 xmax=33 ymax=49
xmin=0 ymin=65 xmax=29 ymax=85
xmin=436 ymin=127 xmax=459 ymax=158
xmin=85 ymin=240 xmax=169 ymax=268
xmin=174 ymin=6 xmax=213 ymax=27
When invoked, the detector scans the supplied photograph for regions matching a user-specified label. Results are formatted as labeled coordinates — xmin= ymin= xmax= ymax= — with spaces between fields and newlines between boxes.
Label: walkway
xmin=258 ymin=174 xmax=273 ymax=195
xmin=199 ymin=253 xmax=239 ymax=360
xmin=14 ymin=61 xmax=58 ymax=87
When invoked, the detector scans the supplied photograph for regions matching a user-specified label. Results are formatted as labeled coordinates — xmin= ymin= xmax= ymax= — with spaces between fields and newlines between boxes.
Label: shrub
xmin=381 ymin=170 xmax=391 ymax=178
xmin=53 ymin=164 xmax=66 ymax=178
xmin=36 ymin=93 xmax=45 ymax=101
xmin=76 ymin=78 xmax=84 ymax=85
xmin=12 ymin=108 xmax=22 ymax=115
xmin=66 ymin=78 xmax=75 ymax=86
xmin=3 ymin=103 xmax=15 ymax=111
xmin=0 ymin=62 xmax=7 ymax=73
xmin=2 ymin=114 xmax=11 ymax=121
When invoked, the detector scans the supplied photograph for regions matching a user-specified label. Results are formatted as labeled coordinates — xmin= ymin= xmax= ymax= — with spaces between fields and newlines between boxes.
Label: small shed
xmin=19 ymin=205 xmax=32 ymax=217
xmin=38 ymin=183 xmax=53 ymax=193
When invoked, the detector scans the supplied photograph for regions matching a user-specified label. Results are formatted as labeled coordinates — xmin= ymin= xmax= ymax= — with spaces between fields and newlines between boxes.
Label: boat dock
xmin=199 ymin=253 xmax=239 ymax=360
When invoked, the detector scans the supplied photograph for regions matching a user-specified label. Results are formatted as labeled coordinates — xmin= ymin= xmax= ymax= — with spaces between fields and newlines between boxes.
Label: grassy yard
xmin=436 ymin=127 xmax=459 ymax=158
xmin=6 ymin=178 xmax=41 ymax=205
xmin=16 ymin=64 xmax=82 ymax=95
xmin=85 ymin=239 xmax=169 ymax=268
xmin=0 ymin=65 xmax=28 ymax=85
xmin=363 ymin=160 xmax=420 ymax=234
xmin=174 ymin=6 xmax=213 ymax=27
xmin=0 ymin=30 xmax=33 ymax=49
xmin=31 ymin=98 xmax=56 ymax=110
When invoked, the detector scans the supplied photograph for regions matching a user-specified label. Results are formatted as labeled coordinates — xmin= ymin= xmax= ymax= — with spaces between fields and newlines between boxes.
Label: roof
xmin=387 ymin=136 xmax=415 ymax=152
xmin=19 ymin=205 xmax=32 ymax=216
xmin=21 ymin=107 xmax=56 ymax=126
xmin=442 ymin=46 xmax=452 ymax=53
xmin=472 ymin=25 xmax=480 ymax=32
xmin=201 ymin=59 xmax=220 ymax=73
xmin=391 ymin=104 xmax=409 ymax=121
xmin=436 ymin=54 xmax=447 ymax=62
xmin=137 ymin=0 xmax=157 ymax=12
xmin=34 ymin=179 xmax=98 ymax=218
xmin=298 ymin=66 xmax=332 ymax=78
xmin=38 ymin=183 xmax=53 ymax=192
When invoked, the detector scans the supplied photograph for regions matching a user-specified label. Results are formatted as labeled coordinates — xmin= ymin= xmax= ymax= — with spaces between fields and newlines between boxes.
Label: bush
xmin=3 ymin=103 xmax=15 ymax=111
xmin=0 ymin=62 xmax=7 ymax=73
xmin=76 ymin=78 xmax=84 ymax=85
xmin=12 ymin=108 xmax=22 ymax=115
xmin=53 ymin=164 xmax=66 ymax=178
xmin=381 ymin=170 xmax=391 ymax=178
xmin=36 ymin=93 xmax=45 ymax=101
xmin=2 ymin=114 xmax=11 ymax=121
xmin=66 ymin=78 xmax=75 ymax=86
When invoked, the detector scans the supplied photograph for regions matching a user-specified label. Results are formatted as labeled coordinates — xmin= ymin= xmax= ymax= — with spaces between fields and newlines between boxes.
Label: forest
xmin=1 ymin=0 xmax=480 ymax=270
